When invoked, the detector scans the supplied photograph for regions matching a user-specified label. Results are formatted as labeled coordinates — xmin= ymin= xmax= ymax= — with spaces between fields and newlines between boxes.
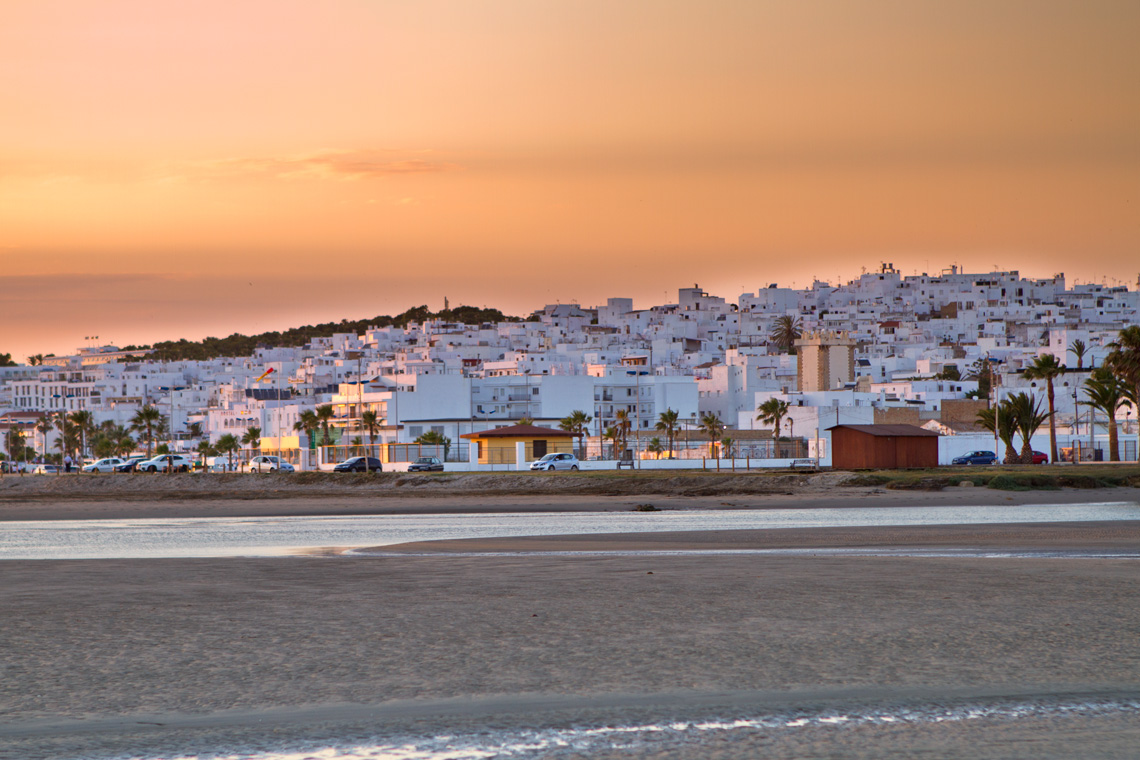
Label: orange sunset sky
xmin=2 ymin=0 xmax=1138 ymax=362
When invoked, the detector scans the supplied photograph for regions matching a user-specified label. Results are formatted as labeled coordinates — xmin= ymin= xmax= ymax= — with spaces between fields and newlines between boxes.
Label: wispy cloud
xmin=162 ymin=149 xmax=459 ymax=183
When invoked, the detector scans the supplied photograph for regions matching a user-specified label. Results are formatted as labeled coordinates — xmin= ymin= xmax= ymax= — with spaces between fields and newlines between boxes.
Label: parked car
xmin=530 ymin=452 xmax=580 ymax=471
xmin=113 ymin=455 xmax=151 ymax=473
xmin=952 ymin=450 xmax=999 ymax=465
xmin=1031 ymin=451 xmax=1048 ymax=465
xmin=82 ymin=457 xmax=126 ymax=474
xmin=31 ymin=464 xmax=62 ymax=475
xmin=242 ymin=455 xmax=295 ymax=473
xmin=333 ymin=457 xmax=383 ymax=473
xmin=137 ymin=454 xmax=194 ymax=473
xmin=1 ymin=461 xmax=26 ymax=474
xmin=407 ymin=456 xmax=444 ymax=472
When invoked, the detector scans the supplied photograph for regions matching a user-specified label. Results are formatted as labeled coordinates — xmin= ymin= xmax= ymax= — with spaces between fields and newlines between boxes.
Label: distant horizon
xmin=5 ymin=261 xmax=1136 ymax=363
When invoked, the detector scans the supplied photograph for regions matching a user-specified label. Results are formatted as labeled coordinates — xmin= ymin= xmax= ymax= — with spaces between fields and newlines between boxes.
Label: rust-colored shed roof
xmin=827 ymin=424 xmax=940 ymax=437
xmin=460 ymin=424 xmax=576 ymax=440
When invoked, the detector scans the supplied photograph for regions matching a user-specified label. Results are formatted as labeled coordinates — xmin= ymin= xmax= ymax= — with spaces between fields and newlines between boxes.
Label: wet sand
xmin=2 ymin=503 xmax=1139 ymax=759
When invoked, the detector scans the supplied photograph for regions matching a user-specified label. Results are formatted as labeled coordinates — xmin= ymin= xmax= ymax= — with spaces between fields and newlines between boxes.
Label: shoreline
xmin=2 ymin=484 xmax=1138 ymax=521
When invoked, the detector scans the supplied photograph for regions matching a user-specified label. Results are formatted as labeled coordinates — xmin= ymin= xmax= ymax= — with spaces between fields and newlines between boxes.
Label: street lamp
xmin=626 ymin=369 xmax=649 ymax=468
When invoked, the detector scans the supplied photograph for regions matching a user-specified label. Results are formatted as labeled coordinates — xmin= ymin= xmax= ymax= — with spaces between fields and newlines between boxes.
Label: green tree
xmin=1007 ymin=392 xmax=1050 ymax=464
xmin=757 ymin=398 xmax=789 ymax=441
xmin=517 ymin=416 xmax=535 ymax=426
xmin=196 ymin=440 xmax=217 ymax=471
xmin=936 ymin=365 xmax=961 ymax=381
xmin=27 ymin=354 xmax=44 ymax=366
xmin=966 ymin=358 xmax=994 ymax=398
xmin=647 ymin=437 xmax=664 ymax=459
xmin=769 ymin=315 xmax=802 ymax=355
xmin=361 ymin=410 xmax=381 ymax=451
xmin=1068 ymin=339 xmax=1088 ymax=370
xmin=0 ymin=353 xmax=16 ymax=367
xmin=315 ymin=405 xmax=335 ymax=446
xmin=720 ymin=436 xmax=735 ymax=459
xmin=558 ymin=410 xmax=592 ymax=460
xmin=415 ymin=429 xmax=452 ymax=460
xmin=186 ymin=421 xmax=204 ymax=439
xmin=699 ymin=412 xmax=726 ymax=459
xmin=241 ymin=426 xmax=262 ymax=450
xmin=654 ymin=408 xmax=680 ymax=459
xmin=215 ymin=433 xmax=241 ymax=471
xmin=53 ymin=412 xmax=80 ymax=460
xmin=1023 ymin=354 xmax=1064 ymax=464
xmin=68 ymin=410 xmax=95 ymax=463
xmin=35 ymin=415 xmax=54 ymax=461
xmin=1082 ymin=368 xmax=1130 ymax=462
xmin=614 ymin=409 xmax=632 ymax=454
xmin=293 ymin=409 xmax=319 ymax=448
xmin=602 ymin=426 xmax=622 ymax=459
xmin=4 ymin=428 xmax=26 ymax=463
xmin=130 ymin=405 xmax=167 ymax=458
xmin=976 ymin=403 xmax=1019 ymax=464
xmin=1106 ymin=326 xmax=1140 ymax=459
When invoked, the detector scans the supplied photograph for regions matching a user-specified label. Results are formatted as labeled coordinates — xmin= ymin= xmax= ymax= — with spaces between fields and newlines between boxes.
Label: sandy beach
xmin=2 ymin=491 xmax=1139 ymax=759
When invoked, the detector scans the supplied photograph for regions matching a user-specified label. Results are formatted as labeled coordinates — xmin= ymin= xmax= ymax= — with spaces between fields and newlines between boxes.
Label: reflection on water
xmin=121 ymin=696 xmax=1140 ymax=760
xmin=1 ymin=502 xmax=1138 ymax=560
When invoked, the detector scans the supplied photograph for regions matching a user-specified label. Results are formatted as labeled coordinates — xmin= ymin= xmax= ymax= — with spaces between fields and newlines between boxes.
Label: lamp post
xmin=626 ymin=369 xmax=649 ymax=468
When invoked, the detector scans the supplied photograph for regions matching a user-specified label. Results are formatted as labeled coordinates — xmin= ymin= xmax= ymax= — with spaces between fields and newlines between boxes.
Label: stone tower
xmin=795 ymin=331 xmax=856 ymax=392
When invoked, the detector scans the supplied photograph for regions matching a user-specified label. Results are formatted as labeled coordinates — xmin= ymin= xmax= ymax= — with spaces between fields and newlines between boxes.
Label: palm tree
xmin=655 ymin=408 xmax=680 ymax=459
xmin=1082 ymin=368 xmax=1129 ymax=461
xmin=756 ymin=398 xmax=789 ymax=444
xmin=293 ymin=409 xmax=319 ymax=447
xmin=976 ymin=403 xmax=1018 ymax=464
xmin=130 ymin=405 xmax=166 ymax=458
xmin=558 ymin=410 xmax=592 ymax=460
xmin=68 ymin=410 xmax=95 ymax=464
xmin=27 ymin=354 xmax=44 ymax=366
xmin=186 ymin=421 xmax=204 ymax=439
xmin=602 ymin=426 xmax=622 ymax=459
xmin=517 ymin=416 xmax=535 ymax=426
xmin=196 ymin=440 xmax=217 ymax=471
xmin=1068 ymin=339 xmax=1088 ymax=370
xmin=1023 ymin=354 xmax=1064 ymax=464
xmin=769 ymin=315 xmax=803 ymax=355
xmin=1007 ymin=392 xmax=1050 ymax=464
xmin=647 ymin=437 xmax=664 ymax=459
xmin=35 ymin=414 xmax=53 ymax=462
xmin=699 ymin=412 xmax=725 ymax=459
xmin=720 ymin=436 xmax=735 ymax=460
xmin=215 ymin=434 xmax=240 ymax=472
xmin=5 ymin=428 xmax=26 ymax=464
xmin=241 ymin=426 xmax=262 ymax=451
xmin=415 ymin=429 xmax=452 ymax=460
xmin=53 ymin=412 xmax=80 ymax=461
xmin=614 ymin=409 xmax=632 ymax=455
xmin=1106 ymin=326 xmax=1140 ymax=458
xmin=361 ymin=410 xmax=381 ymax=454
xmin=314 ymin=404 xmax=335 ymax=446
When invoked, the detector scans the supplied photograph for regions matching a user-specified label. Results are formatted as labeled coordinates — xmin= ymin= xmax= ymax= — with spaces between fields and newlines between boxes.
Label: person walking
xmin=63 ymin=454 xmax=73 ymax=473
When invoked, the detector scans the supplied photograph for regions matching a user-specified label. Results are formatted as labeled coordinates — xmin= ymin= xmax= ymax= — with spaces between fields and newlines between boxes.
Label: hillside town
xmin=3 ymin=265 xmax=1139 ymax=471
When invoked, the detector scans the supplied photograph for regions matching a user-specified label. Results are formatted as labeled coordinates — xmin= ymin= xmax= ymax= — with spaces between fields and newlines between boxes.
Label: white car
xmin=242 ymin=455 xmax=295 ymax=473
xmin=137 ymin=454 xmax=194 ymax=473
xmin=82 ymin=457 xmax=126 ymax=473
xmin=31 ymin=464 xmax=62 ymax=475
xmin=529 ymin=452 xmax=580 ymax=471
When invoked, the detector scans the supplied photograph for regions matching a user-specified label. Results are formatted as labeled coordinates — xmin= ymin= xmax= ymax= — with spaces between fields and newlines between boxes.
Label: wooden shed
xmin=459 ymin=424 xmax=576 ymax=465
xmin=829 ymin=424 xmax=940 ymax=470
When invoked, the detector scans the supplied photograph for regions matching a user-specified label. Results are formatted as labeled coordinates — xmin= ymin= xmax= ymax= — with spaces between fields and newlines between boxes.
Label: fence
xmin=577 ymin=437 xmax=808 ymax=461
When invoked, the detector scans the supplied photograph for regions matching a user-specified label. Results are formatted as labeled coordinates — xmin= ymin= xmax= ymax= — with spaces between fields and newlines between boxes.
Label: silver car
xmin=82 ymin=457 xmax=126 ymax=473
xmin=242 ymin=455 xmax=295 ymax=473
xmin=529 ymin=453 xmax=580 ymax=471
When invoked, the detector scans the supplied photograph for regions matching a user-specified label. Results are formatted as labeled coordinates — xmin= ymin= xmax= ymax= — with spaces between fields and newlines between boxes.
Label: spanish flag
xmin=255 ymin=367 xmax=275 ymax=383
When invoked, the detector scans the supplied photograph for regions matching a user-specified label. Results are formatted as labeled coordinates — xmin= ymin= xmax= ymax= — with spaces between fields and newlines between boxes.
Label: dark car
xmin=407 ymin=456 xmax=444 ymax=472
xmin=113 ymin=456 xmax=150 ymax=473
xmin=951 ymin=450 xmax=998 ymax=465
xmin=333 ymin=457 xmax=383 ymax=473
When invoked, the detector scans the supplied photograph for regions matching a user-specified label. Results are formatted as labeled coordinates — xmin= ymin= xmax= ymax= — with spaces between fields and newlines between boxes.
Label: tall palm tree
xmin=215 ymin=433 xmax=241 ymax=472
xmin=196 ymin=441 xmax=217 ymax=471
xmin=756 ymin=398 xmax=790 ymax=442
xmin=655 ymin=408 xmax=680 ymax=459
xmin=976 ymin=403 xmax=1019 ymax=464
xmin=293 ymin=409 xmax=319 ymax=448
xmin=699 ymin=412 xmax=725 ymax=459
xmin=1082 ymin=368 xmax=1129 ymax=461
xmin=1023 ymin=354 xmax=1063 ymax=464
xmin=614 ymin=409 xmax=632 ymax=455
xmin=53 ymin=412 xmax=80 ymax=461
xmin=5 ymin=428 xmax=26 ymax=463
xmin=130 ymin=405 xmax=166 ymax=458
xmin=35 ymin=414 xmax=54 ymax=462
xmin=1007 ymin=392 xmax=1050 ymax=464
xmin=361 ymin=410 xmax=381 ymax=452
xmin=769 ymin=315 xmax=803 ymax=355
xmin=602 ymin=426 xmax=622 ymax=459
xmin=1106 ymin=326 xmax=1140 ymax=458
xmin=314 ymin=404 xmax=335 ymax=446
xmin=1068 ymin=339 xmax=1088 ymax=370
xmin=68 ymin=410 xmax=95 ymax=464
xmin=241 ymin=426 xmax=262 ymax=450
xmin=558 ymin=409 xmax=592 ymax=460
xmin=647 ymin=437 xmax=664 ymax=459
